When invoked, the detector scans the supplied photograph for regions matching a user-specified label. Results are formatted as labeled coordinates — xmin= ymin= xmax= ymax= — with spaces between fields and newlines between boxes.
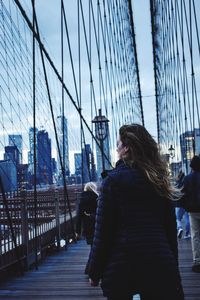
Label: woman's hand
xmin=89 ymin=278 xmax=99 ymax=286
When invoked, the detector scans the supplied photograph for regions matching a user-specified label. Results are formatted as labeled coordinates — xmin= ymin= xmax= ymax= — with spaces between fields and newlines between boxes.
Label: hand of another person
xmin=89 ymin=278 xmax=99 ymax=286
xmin=75 ymin=232 xmax=80 ymax=240
xmin=84 ymin=211 xmax=91 ymax=217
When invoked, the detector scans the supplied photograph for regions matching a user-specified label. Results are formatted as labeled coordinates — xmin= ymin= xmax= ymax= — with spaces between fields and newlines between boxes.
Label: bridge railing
xmin=0 ymin=185 xmax=82 ymax=272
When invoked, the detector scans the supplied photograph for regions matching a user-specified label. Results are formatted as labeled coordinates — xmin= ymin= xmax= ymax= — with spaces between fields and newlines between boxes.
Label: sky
xmin=1 ymin=0 xmax=158 ymax=172
xmin=132 ymin=0 xmax=157 ymax=139
xmin=1 ymin=0 xmax=200 ymax=174
xmin=26 ymin=0 xmax=157 ymax=167
xmin=22 ymin=0 xmax=157 ymax=137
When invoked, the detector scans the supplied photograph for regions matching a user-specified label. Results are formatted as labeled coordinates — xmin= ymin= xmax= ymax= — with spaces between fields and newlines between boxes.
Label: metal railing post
xmin=55 ymin=190 xmax=60 ymax=249
xmin=21 ymin=188 xmax=29 ymax=270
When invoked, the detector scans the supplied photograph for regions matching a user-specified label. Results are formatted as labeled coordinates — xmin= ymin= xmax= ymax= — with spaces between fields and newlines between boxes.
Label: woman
xmin=76 ymin=182 xmax=98 ymax=274
xmin=88 ymin=124 xmax=184 ymax=300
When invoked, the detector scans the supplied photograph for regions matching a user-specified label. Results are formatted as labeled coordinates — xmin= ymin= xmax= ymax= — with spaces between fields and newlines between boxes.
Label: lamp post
xmin=168 ymin=144 xmax=175 ymax=177
xmin=92 ymin=109 xmax=109 ymax=174
xmin=168 ymin=144 xmax=175 ymax=159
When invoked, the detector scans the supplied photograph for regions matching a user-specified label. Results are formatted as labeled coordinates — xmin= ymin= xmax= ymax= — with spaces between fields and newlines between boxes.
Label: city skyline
xmin=2 ymin=123 xmax=200 ymax=178
xmin=0 ymin=2 xmax=199 ymax=292
xmin=0 ymin=0 xmax=144 ymax=174
xmin=1 ymin=0 xmax=200 ymax=179
xmin=0 ymin=123 xmax=99 ymax=190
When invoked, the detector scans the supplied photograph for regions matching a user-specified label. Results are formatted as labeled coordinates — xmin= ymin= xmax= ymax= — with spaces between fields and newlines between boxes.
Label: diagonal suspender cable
xmin=31 ymin=0 xmax=38 ymax=269
xmin=31 ymin=2 xmax=76 ymax=241
xmin=13 ymin=0 xmax=112 ymax=169
xmin=127 ymin=0 xmax=144 ymax=126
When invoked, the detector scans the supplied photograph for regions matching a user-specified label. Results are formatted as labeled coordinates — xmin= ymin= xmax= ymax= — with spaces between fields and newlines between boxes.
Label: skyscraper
xmin=92 ymin=109 xmax=111 ymax=179
xmin=74 ymin=153 xmax=82 ymax=176
xmin=37 ymin=130 xmax=52 ymax=185
xmin=82 ymin=144 xmax=96 ymax=183
xmin=28 ymin=127 xmax=38 ymax=174
xmin=180 ymin=128 xmax=200 ymax=173
xmin=0 ymin=160 xmax=17 ymax=192
xmin=195 ymin=128 xmax=200 ymax=154
xmin=4 ymin=145 xmax=20 ymax=166
xmin=8 ymin=134 xmax=22 ymax=163
xmin=57 ymin=115 xmax=70 ymax=177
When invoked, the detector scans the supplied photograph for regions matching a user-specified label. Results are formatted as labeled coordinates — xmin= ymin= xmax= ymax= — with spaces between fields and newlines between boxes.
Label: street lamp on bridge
xmin=168 ymin=144 xmax=175 ymax=177
xmin=92 ymin=109 xmax=109 ymax=174
xmin=168 ymin=144 xmax=175 ymax=159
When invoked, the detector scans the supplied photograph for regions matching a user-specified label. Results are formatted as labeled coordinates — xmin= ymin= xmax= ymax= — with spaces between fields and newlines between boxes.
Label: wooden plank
xmin=0 ymin=239 xmax=199 ymax=299
xmin=178 ymin=239 xmax=200 ymax=299
xmin=0 ymin=241 xmax=105 ymax=299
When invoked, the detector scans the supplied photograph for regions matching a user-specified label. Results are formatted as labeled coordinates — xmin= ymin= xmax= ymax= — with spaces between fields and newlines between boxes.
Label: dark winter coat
xmin=182 ymin=171 xmax=200 ymax=212
xmin=89 ymin=160 xmax=183 ymax=299
xmin=76 ymin=190 xmax=98 ymax=244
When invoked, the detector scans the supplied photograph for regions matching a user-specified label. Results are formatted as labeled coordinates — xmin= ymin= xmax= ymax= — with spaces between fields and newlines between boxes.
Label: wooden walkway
xmin=0 ymin=239 xmax=199 ymax=299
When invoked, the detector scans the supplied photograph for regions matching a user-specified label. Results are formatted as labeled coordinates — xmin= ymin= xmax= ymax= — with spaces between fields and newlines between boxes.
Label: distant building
xmin=57 ymin=116 xmax=70 ymax=178
xmin=195 ymin=128 xmax=200 ymax=154
xmin=28 ymin=127 xmax=38 ymax=174
xmin=37 ymin=130 xmax=52 ymax=185
xmin=92 ymin=109 xmax=111 ymax=179
xmin=4 ymin=145 xmax=20 ymax=166
xmin=74 ymin=153 xmax=82 ymax=176
xmin=0 ymin=160 xmax=17 ymax=192
xmin=67 ymin=174 xmax=80 ymax=185
xmin=8 ymin=134 xmax=22 ymax=163
xmin=52 ymin=158 xmax=57 ymax=174
xmin=51 ymin=158 xmax=57 ymax=183
xmin=82 ymin=144 xmax=96 ymax=183
xmin=180 ymin=128 xmax=200 ymax=173
xmin=17 ymin=164 xmax=29 ymax=189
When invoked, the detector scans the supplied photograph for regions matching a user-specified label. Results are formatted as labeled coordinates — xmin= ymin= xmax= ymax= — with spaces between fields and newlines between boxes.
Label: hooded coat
xmin=89 ymin=160 xmax=184 ymax=299
xmin=76 ymin=190 xmax=98 ymax=244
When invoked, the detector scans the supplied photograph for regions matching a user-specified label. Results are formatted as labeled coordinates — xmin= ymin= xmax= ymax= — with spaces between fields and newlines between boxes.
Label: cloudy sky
xmin=21 ymin=0 xmax=157 ymax=137
xmin=132 ymin=0 xmax=156 ymax=138
xmin=0 ymin=0 xmax=163 ymax=172
xmin=1 ymin=0 xmax=200 ymax=174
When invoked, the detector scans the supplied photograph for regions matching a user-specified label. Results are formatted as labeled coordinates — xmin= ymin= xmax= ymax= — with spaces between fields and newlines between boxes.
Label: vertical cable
xmin=31 ymin=0 xmax=38 ymax=270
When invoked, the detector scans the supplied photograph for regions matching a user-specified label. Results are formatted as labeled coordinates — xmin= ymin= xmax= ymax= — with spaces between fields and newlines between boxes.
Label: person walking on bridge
xmin=89 ymin=124 xmax=184 ymax=300
xmin=175 ymin=170 xmax=190 ymax=239
xmin=76 ymin=182 xmax=98 ymax=274
xmin=182 ymin=155 xmax=200 ymax=273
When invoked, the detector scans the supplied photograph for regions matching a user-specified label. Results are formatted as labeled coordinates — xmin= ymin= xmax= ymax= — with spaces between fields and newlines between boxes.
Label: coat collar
xmin=115 ymin=159 xmax=126 ymax=168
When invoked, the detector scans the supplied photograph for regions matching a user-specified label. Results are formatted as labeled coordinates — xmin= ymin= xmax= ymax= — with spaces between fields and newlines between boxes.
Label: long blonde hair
xmin=119 ymin=124 xmax=180 ymax=200
xmin=84 ymin=182 xmax=98 ymax=195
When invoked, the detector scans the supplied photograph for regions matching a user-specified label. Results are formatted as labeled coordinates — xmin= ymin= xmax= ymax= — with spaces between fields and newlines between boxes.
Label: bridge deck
xmin=0 ymin=239 xmax=199 ymax=299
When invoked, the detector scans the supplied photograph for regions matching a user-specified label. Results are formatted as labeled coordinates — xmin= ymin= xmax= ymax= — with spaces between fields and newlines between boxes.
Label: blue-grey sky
xmin=132 ymin=0 xmax=157 ymax=138
xmin=21 ymin=0 xmax=157 ymax=128
xmin=34 ymin=0 xmax=158 ymax=138
xmin=0 ymin=0 xmax=158 ymax=171
xmin=25 ymin=0 xmax=157 ymax=156
xmin=31 ymin=0 xmax=158 ymax=140
xmin=1 ymin=0 xmax=200 ymax=169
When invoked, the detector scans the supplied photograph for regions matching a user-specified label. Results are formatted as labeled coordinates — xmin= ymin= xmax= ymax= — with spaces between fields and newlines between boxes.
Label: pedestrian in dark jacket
xmin=182 ymin=155 xmax=200 ymax=273
xmin=89 ymin=124 xmax=184 ymax=300
xmin=76 ymin=182 xmax=98 ymax=274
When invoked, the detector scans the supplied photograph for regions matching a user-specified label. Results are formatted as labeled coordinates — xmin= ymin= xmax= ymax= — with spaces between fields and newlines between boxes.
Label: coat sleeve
xmin=88 ymin=176 xmax=117 ymax=282
xmin=175 ymin=176 xmax=189 ymax=209
xmin=76 ymin=201 xmax=83 ymax=235
xmin=164 ymin=199 xmax=178 ymax=263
